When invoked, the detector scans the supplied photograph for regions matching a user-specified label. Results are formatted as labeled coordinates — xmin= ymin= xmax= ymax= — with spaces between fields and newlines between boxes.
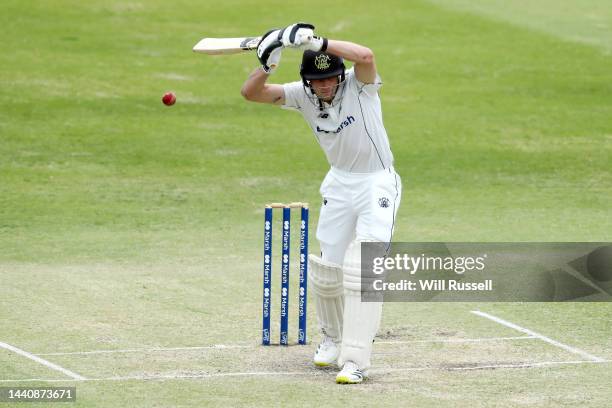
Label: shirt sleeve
xmin=281 ymin=81 xmax=305 ymax=110
xmin=348 ymin=68 xmax=383 ymax=98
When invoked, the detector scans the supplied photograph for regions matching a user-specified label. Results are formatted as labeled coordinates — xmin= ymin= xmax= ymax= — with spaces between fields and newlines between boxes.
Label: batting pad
xmin=339 ymin=240 xmax=383 ymax=370
xmin=309 ymin=254 xmax=344 ymax=342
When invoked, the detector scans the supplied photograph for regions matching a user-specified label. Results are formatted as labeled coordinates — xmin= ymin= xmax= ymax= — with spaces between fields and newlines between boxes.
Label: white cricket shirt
xmin=282 ymin=68 xmax=394 ymax=173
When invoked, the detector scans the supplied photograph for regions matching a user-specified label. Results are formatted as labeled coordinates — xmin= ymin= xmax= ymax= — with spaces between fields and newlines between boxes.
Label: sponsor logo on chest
xmin=316 ymin=115 xmax=356 ymax=134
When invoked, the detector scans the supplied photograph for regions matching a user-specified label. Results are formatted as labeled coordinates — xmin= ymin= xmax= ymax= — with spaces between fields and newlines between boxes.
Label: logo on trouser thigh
xmin=323 ymin=198 xmax=328 ymax=205
xmin=378 ymin=197 xmax=390 ymax=208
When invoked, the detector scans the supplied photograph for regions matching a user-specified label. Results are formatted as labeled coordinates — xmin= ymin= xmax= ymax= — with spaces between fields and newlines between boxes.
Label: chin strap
xmin=317 ymin=96 xmax=325 ymax=111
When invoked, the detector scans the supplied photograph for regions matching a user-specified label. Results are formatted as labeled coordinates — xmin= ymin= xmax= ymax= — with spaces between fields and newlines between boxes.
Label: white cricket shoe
xmin=336 ymin=361 xmax=367 ymax=384
xmin=313 ymin=336 xmax=339 ymax=367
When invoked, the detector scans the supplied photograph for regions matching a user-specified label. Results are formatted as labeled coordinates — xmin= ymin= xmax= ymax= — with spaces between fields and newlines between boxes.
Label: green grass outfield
xmin=1 ymin=0 xmax=611 ymax=406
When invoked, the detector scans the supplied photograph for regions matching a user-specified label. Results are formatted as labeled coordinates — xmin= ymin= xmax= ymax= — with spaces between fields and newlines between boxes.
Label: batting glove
xmin=257 ymin=29 xmax=283 ymax=74
xmin=280 ymin=22 xmax=315 ymax=47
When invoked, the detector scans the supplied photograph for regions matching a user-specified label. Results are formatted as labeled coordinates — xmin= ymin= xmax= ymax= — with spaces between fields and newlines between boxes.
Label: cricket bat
xmin=192 ymin=32 xmax=314 ymax=55
xmin=192 ymin=37 xmax=261 ymax=55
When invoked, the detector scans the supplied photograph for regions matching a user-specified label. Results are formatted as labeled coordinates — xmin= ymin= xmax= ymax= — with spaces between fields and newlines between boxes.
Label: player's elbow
xmin=358 ymin=48 xmax=374 ymax=65
xmin=240 ymin=85 xmax=251 ymax=100
xmin=240 ymin=85 xmax=255 ymax=101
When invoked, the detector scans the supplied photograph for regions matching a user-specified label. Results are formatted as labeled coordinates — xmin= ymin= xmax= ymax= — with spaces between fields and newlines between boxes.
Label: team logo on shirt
xmin=378 ymin=197 xmax=391 ymax=208
xmin=315 ymin=55 xmax=331 ymax=70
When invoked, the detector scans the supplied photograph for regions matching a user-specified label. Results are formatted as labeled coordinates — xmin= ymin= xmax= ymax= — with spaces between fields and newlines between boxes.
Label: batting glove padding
xmin=300 ymin=35 xmax=328 ymax=52
xmin=280 ymin=22 xmax=327 ymax=52
xmin=257 ymin=29 xmax=283 ymax=73
xmin=264 ymin=47 xmax=282 ymax=74
xmin=279 ymin=22 xmax=315 ymax=48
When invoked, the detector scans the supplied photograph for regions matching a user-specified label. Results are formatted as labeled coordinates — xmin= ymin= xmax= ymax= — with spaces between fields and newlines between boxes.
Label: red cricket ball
xmin=162 ymin=92 xmax=176 ymax=106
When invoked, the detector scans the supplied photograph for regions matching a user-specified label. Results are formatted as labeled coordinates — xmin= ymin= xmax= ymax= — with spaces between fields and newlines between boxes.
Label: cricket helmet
xmin=300 ymin=50 xmax=345 ymax=85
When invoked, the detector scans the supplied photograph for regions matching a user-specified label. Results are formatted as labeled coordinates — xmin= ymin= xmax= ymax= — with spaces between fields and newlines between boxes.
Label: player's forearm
xmin=325 ymin=40 xmax=374 ymax=65
xmin=240 ymin=67 xmax=269 ymax=99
